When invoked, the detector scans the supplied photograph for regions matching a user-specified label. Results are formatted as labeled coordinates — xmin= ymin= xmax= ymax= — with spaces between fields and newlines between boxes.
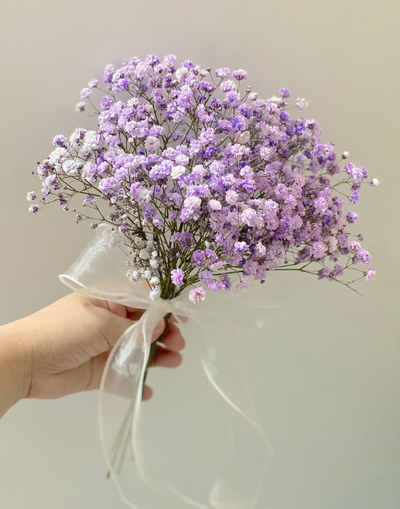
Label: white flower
xmin=184 ymin=196 xmax=201 ymax=209
xmin=150 ymin=259 xmax=159 ymax=269
xmin=294 ymin=173 xmax=305 ymax=187
xmin=145 ymin=136 xmax=161 ymax=152
xmin=189 ymin=287 xmax=206 ymax=304
xmin=208 ymin=199 xmax=222 ymax=211
xmin=171 ymin=165 xmax=186 ymax=179
xmin=139 ymin=249 xmax=150 ymax=260
xmin=255 ymin=243 xmax=266 ymax=257
xmin=235 ymin=130 xmax=250 ymax=144
xmin=370 ymin=178 xmax=380 ymax=186
xmin=135 ymin=187 xmax=150 ymax=203
xmin=342 ymin=151 xmax=350 ymax=159
xmin=62 ymin=159 xmax=79 ymax=176
xmin=149 ymin=288 xmax=160 ymax=300
xmin=236 ymin=279 xmax=250 ymax=291
xmin=134 ymin=236 xmax=145 ymax=248
xmin=26 ymin=191 xmax=36 ymax=201
xmin=226 ymin=190 xmax=238 ymax=205
xmin=328 ymin=236 xmax=338 ymax=253
xmin=175 ymin=154 xmax=189 ymax=166
xmin=48 ymin=147 xmax=68 ymax=166
xmin=75 ymin=101 xmax=86 ymax=113
xmin=259 ymin=122 xmax=270 ymax=136
xmin=175 ymin=67 xmax=189 ymax=81
xmin=296 ymin=97 xmax=309 ymax=111
xmin=127 ymin=97 xmax=139 ymax=107
xmin=269 ymin=95 xmax=282 ymax=103
xmin=45 ymin=175 xmax=57 ymax=187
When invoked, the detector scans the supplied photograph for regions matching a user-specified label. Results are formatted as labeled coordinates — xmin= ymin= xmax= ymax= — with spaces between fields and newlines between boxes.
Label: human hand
xmin=0 ymin=292 xmax=185 ymax=414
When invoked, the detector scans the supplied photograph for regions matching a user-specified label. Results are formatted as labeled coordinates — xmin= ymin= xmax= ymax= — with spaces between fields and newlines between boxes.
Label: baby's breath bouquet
xmin=28 ymin=54 xmax=378 ymax=509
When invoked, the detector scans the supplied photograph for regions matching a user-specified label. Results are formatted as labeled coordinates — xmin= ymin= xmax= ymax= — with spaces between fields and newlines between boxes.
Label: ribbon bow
xmin=59 ymin=224 xmax=289 ymax=509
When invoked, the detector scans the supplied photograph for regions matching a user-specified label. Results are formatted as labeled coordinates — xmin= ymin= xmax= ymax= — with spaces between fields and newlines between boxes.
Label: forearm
xmin=0 ymin=320 xmax=31 ymax=419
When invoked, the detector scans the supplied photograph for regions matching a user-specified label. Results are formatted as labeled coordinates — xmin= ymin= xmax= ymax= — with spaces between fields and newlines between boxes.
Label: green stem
xmin=141 ymin=312 xmax=172 ymax=398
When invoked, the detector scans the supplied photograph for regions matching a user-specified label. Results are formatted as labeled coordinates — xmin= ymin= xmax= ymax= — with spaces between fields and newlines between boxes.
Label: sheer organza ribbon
xmin=58 ymin=224 xmax=289 ymax=509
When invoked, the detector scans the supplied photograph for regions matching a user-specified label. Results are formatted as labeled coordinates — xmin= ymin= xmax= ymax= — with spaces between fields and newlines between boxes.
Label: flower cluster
xmin=29 ymin=54 xmax=378 ymax=302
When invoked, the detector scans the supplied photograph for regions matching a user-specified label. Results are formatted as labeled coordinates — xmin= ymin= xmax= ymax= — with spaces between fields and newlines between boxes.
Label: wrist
xmin=0 ymin=319 xmax=33 ymax=418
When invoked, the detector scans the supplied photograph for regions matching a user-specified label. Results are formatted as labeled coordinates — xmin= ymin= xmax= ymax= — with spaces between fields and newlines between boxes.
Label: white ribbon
xmin=58 ymin=224 xmax=289 ymax=509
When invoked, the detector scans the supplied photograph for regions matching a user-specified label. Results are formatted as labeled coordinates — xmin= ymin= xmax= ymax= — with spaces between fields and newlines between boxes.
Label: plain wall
xmin=0 ymin=1 xmax=399 ymax=508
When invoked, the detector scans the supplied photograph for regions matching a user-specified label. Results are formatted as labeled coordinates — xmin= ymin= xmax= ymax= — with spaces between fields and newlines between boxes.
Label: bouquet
xmin=28 ymin=53 xmax=379 ymax=508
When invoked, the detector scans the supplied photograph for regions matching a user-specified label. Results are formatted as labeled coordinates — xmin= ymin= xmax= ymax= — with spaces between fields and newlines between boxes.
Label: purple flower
xmin=100 ymin=96 xmax=114 ymax=110
xmin=199 ymin=270 xmax=214 ymax=286
xmin=220 ymin=273 xmax=231 ymax=290
xmin=355 ymin=249 xmax=372 ymax=265
xmin=346 ymin=211 xmax=358 ymax=224
xmin=365 ymin=268 xmax=376 ymax=281
xmin=348 ymin=241 xmax=361 ymax=253
xmin=28 ymin=204 xmax=39 ymax=214
xmin=215 ymin=67 xmax=231 ymax=78
xmin=80 ymin=88 xmax=92 ymax=99
xmin=349 ymin=190 xmax=359 ymax=205
xmin=171 ymin=268 xmax=185 ymax=287
xmin=333 ymin=264 xmax=344 ymax=277
xmin=103 ymin=64 xmax=115 ymax=83
xmin=153 ymin=217 xmax=163 ymax=228
xmin=234 ymin=241 xmax=248 ymax=253
xmin=52 ymin=135 xmax=67 ymax=147
xmin=171 ymin=232 xmax=195 ymax=249
xmin=232 ymin=69 xmax=248 ymax=81
xmin=345 ymin=163 xmax=368 ymax=182
xmin=311 ymin=241 xmax=326 ymax=259
xmin=236 ymin=279 xmax=250 ymax=291
xmin=75 ymin=102 xmax=86 ymax=113
xmin=99 ymin=177 xmax=117 ymax=195
xmin=296 ymin=97 xmax=309 ymax=111
xmin=189 ymin=287 xmax=206 ymax=304
xmin=314 ymin=197 xmax=328 ymax=213
xmin=279 ymin=88 xmax=290 ymax=98
xmin=83 ymin=195 xmax=95 ymax=206
xmin=192 ymin=250 xmax=205 ymax=264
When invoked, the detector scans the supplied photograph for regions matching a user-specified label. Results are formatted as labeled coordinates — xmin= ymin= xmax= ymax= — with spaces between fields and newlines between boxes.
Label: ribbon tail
xmin=190 ymin=317 xmax=273 ymax=509
xmin=98 ymin=306 xmax=209 ymax=509
xmin=97 ymin=309 xmax=162 ymax=508
xmin=97 ymin=320 xmax=144 ymax=509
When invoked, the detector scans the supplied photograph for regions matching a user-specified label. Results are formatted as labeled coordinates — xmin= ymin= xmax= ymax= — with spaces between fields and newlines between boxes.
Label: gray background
xmin=1 ymin=0 xmax=399 ymax=508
